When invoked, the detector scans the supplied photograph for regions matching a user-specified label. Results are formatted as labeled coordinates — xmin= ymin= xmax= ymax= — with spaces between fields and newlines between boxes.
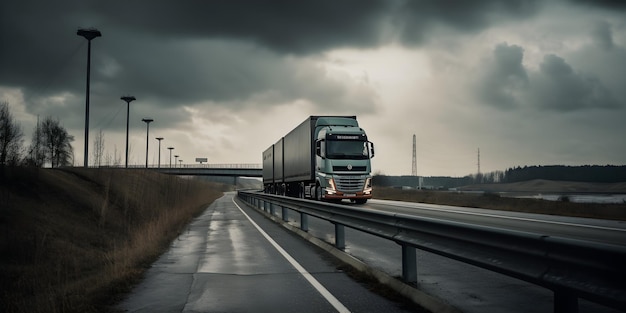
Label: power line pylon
xmin=412 ymin=134 xmax=417 ymax=176
xmin=477 ymin=148 xmax=481 ymax=175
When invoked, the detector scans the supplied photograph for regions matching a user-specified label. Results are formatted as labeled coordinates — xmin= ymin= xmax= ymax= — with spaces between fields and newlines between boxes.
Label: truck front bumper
xmin=323 ymin=191 xmax=372 ymax=200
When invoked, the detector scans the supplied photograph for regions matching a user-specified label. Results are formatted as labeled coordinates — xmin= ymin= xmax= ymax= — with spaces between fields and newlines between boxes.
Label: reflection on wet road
xmin=116 ymin=193 xmax=416 ymax=313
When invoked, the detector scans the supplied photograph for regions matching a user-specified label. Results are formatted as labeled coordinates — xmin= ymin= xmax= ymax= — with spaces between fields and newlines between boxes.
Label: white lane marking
xmin=371 ymin=199 xmax=626 ymax=232
xmin=231 ymin=197 xmax=350 ymax=313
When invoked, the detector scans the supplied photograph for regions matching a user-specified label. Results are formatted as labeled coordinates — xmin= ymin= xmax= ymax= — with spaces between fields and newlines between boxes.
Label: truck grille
xmin=333 ymin=166 xmax=367 ymax=172
xmin=335 ymin=176 xmax=364 ymax=192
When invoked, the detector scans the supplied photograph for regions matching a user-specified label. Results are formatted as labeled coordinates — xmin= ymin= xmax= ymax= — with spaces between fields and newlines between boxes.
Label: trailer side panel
xmin=283 ymin=118 xmax=314 ymax=183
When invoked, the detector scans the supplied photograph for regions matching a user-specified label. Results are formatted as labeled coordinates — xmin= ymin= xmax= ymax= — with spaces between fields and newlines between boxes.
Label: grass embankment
xmin=373 ymin=187 xmax=626 ymax=221
xmin=0 ymin=167 xmax=228 ymax=313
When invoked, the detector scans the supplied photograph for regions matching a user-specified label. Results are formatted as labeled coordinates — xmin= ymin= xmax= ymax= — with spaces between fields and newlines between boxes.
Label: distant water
xmin=499 ymin=192 xmax=626 ymax=204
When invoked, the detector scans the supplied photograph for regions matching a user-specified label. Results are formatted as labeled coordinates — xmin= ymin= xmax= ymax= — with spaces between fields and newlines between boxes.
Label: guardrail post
xmin=335 ymin=223 xmax=345 ymax=250
xmin=402 ymin=244 xmax=417 ymax=284
xmin=554 ymin=290 xmax=578 ymax=313
xmin=300 ymin=213 xmax=308 ymax=232
xmin=270 ymin=202 xmax=275 ymax=216
xmin=282 ymin=207 xmax=288 ymax=222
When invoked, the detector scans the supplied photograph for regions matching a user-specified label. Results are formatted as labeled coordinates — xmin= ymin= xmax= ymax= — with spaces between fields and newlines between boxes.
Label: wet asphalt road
xmin=297 ymin=199 xmax=625 ymax=313
xmin=116 ymin=192 xmax=417 ymax=313
xmin=117 ymin=193 xmax=624 ymax=313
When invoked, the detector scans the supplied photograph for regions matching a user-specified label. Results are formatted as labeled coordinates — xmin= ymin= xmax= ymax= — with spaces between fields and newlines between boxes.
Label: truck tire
xmin=315 ymin=184 xmax=322 ymax=201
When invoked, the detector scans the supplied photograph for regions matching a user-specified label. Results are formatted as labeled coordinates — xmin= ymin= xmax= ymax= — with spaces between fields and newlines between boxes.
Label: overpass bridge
xmin=154 ymin=163 xmax=262 ymax=177
xmin=104 ymin=164 xmax=262 ymax=177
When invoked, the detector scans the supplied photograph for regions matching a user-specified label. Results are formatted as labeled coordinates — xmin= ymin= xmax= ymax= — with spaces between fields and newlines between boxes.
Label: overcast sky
xmin=1 ymin=0 xmax=625 ymax=176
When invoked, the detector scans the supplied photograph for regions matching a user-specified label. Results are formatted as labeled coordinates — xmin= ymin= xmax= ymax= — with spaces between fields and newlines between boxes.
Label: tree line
xmin=374 ymin=165 xmax=626 ymax=189
xmin=500 ymin=165 xmax=626 ymax=183
xmin=0 ymin=101 xmax=74 ymax=168
xmin=463 ymin=165 xmax=626 ymax=185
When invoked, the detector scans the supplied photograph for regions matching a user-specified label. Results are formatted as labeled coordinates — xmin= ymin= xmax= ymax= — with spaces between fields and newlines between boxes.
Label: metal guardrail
xmin=237 ymin=191 xmax=626 ymax=313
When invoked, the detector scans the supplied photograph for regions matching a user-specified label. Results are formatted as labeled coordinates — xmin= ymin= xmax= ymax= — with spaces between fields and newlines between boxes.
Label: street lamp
xmin=141 ymin=118 xmax=154 ymax=168
xmin=167 ymin=147 xmax=174 ymax=168
xmin=174 ymin=155 xmax=179 ymax=168
xmin=155 ymin=137 xmax=164 ymax=168
xmin=121 ymin=96 xmax=136 ymax=168
xmin=179 ymin=159 xmax=183 ymax=167
xmin=77 ymin=28 xmax=101 ymax=168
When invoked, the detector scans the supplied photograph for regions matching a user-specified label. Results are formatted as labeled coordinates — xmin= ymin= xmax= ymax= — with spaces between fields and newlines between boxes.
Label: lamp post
xmin=77 ymin=28 xmax=101 ymax=168
xmin=141 ymin=118 xmax=154 ymax=168
xmin=121 ymin=96 xmax=136 ymax=168
xmin=179 ymin=159 xmax=183 ymax=167
xmin=174 ymin=155 xmax=179 ymax=168
xmin=167 ymin=147 xmax=174 ymax=168
xmin=155 ymin=137 xmax=164 ymax=168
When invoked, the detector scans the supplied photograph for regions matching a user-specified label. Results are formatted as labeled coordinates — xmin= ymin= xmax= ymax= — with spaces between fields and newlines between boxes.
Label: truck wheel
xmin=315 ymin=185 xmax=322 ymax=201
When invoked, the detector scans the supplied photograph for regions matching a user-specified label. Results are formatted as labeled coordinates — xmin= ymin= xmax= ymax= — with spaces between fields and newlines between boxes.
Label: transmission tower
xmin=412 ymin=134 xmax=417 ymax=176
xmin=477 ymin=148 xmax=481 ymax=175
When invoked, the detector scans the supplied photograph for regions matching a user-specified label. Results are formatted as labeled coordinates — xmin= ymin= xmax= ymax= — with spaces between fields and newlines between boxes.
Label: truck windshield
xmin=326 ymin=140 xmax=369 ymax=159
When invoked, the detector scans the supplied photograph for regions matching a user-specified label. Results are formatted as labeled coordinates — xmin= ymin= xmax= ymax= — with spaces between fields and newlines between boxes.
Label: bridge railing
xmin=99 ymin=163 xmax=262 ymax=169
xmin=237 ymin=190 xmax=626 ymax=313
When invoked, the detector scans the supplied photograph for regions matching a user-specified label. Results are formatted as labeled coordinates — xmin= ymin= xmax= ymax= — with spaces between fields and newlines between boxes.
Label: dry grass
xmin=373 ymin=187 xmax=626 ymax=221
xmin=0 ymin=167 xmax=229 ymax=313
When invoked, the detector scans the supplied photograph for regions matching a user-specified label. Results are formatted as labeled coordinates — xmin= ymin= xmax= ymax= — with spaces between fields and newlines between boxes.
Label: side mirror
xmin=369 ymin=142 xmax=375 ymax=158
xmin=315 ymin=141 xmax=322 ymax=157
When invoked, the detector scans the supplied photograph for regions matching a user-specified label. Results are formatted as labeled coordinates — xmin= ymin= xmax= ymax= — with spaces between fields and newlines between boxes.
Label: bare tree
xmin=40 ymin=116 xmax=74 ymax=168
xmin=0 ymin=101 xmax=24 ymax=166
xmin=25 ymin=116 xmax=46 ymax=167
xmin=103 ymin=144 xmax=123 ymax=167
xmin=92 ymin=129 xmax=105 ymax=167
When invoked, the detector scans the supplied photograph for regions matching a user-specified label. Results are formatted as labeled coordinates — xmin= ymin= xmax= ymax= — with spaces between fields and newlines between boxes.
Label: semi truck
xmin=263 ymin=116 xmax=374 ymax=204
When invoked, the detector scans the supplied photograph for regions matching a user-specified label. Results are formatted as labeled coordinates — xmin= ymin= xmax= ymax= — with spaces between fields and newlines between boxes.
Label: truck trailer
xmin=263 ymin=116 xmax=374 ymax=204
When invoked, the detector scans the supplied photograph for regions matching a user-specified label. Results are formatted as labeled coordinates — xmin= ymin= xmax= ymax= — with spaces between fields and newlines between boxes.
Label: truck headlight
xmin=327 ymin=178 xmax=337 ymax=191
xmin=363 ymin=178 xmax=372 ymax=194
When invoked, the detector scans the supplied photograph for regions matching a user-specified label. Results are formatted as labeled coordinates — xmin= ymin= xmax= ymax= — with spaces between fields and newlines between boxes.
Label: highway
xmin=366 ymin=199 xmax=626 ymax=245
xmin=298 ymin=199 xmax=626 ymax=313
xmin=117 ymin=193 xmax=625 ymax=313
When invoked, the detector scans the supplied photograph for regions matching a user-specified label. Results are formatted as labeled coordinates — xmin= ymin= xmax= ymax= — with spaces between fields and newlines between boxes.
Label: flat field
xmin=373 ymin=181 xmax=626 ymax=221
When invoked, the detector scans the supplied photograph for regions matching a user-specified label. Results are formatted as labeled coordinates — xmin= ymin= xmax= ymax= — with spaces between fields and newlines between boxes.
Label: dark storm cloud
xmin=475 ymin=43 xmax=620 ymax=112
xmin=475 ymin=43 xmax=528 ymax=109
xmin=1 ymin=0 xmax=623 ymax=128
xmin=1 ymin=1 xmax=391 ymax=130
xmin=91 ymin=0 xmax=392 ymax=54
xmin=530 ymin=54 xmax=619 ymax=111
xmin=591 ymin=21 xmax=615 ymax=50
xmin=90 ymin=0 xmax=544 ymax=50
xmin=568 ymin=0 xmax=626 ymax=10
xmin=85 ymin=38 xmax=381 ymax=126
xmin=395 ymin=0 xmax=541 ymax=44
xmin=539 ymin=19 xmax=626 ymax=111
xmin=570 ymin=21 xmax=626 ymax=105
